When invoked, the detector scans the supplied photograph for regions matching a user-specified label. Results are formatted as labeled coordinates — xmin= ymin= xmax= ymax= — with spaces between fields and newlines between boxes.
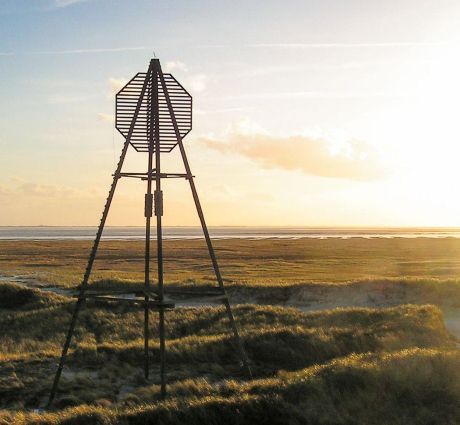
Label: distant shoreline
xmin=2 ymin=226 xmax=460 ymax=240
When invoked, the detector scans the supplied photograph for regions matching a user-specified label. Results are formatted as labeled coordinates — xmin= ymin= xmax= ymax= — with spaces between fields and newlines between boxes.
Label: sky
xmin=1 ymin=0 xmax=460 ymax=227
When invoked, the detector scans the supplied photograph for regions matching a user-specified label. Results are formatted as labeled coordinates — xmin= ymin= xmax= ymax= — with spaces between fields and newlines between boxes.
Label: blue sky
xmin=1 ymin=0 xmax=460 ymax=226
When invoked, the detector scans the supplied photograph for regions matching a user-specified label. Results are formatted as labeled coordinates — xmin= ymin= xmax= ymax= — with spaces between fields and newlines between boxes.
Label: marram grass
xmin=1 ymin=349 xmax=459 ymax=424
xmin=0 ymin=282 xmax=459 ymax=423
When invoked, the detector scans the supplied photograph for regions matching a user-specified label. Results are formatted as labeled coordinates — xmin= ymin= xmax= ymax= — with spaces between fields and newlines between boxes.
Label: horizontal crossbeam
xmin=76 ymin=287 xmax=226 ymax=301
xmin=117 ymin=172 xmax=193 ymax=179
xmin=76 ymin=294 xmax=175 ymax=310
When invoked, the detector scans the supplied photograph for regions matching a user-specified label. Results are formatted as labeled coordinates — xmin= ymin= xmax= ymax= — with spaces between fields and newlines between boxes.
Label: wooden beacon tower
xmin=48 ymin=58 xmax=251 ymax=406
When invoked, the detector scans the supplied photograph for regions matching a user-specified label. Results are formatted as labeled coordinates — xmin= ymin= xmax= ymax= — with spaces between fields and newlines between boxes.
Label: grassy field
xmin=1 ymin=238 xmax=460 ymax=423
xmin=3 ymin=237 xmax=460 ymax=287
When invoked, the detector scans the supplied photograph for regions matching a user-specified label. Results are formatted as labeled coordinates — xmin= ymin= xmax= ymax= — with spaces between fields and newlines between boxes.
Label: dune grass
xmin=0 ymin=282 xmax=458 ymax=423
xmin=1 ymin=238 xmax=460 ymax=423
xmin=1 ymin=348 xmax=460 ymax=424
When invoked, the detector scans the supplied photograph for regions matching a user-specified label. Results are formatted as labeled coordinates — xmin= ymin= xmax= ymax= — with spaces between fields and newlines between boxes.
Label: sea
xmin=1 ymin=226 xmax=460 ymax=240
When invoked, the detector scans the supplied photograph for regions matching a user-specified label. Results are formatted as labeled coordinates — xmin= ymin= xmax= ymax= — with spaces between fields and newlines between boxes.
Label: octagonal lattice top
xmin=115 ymin=67 xmax=192 ymax=153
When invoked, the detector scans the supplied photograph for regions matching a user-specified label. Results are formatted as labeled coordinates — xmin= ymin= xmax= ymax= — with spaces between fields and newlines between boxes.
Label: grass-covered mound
xmin=2 ymin=349 xmax=460 ymax=424
xmin=0 ymin=282 xmax=65 ymax=310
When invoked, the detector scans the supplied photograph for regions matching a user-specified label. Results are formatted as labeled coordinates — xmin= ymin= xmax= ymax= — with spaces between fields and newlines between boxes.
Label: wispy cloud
xmin=238 ymin=61 xmax=375 ymax=78
xmin=0 ymin=46 xmax=148 ymax=57
xmin=2 ymin=42 xmax=446 ymax=57
xmin=0 ymin=178 xmax=106 ymax=226
xmin=0 ymin=178 xmax=93 ymax=201
xmin=47 ymin=94 xmax=93 ymax=104
xmin=247 ymin=42 xmax=448 ymax=49
xmin=224 ymin=91 xmax=409 ymax=101
xmin=54 ymin=0 xmax=91 ymax=8
xmin=200 ymin=127 xmax=384 ymax=181
xmin=195 ymin=107 xmax=252 ymax=115
xmin=38 ymin=46 xmax=147 ymax=54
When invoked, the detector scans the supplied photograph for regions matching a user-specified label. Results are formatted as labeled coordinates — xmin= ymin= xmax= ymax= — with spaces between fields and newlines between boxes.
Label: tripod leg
xmin=152 ymin=65 xmax=166 ymax=399
xmin=47 ymin=69 xmax=152 ymax=408
xmin=158 ymin=72 xmax=251 ymax=378
xmin=144 ymin=156 xmax=153 ymax=381
xmin=48 ymin=170 xmax=121 ymax=407
xmin=185 ymin=171 xmax=252 ymax=377
xmin=47 ymin=148 xmax=128 ymax=408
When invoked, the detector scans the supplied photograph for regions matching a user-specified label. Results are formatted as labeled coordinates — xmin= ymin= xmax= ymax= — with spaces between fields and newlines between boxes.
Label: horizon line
xmin=1 ymin=225 xmax=460 ymax=230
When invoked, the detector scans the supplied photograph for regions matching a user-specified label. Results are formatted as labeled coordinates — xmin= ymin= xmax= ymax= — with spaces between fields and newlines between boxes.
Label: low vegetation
xmin=0 ymin=282 xmax=458 ymax=423
xmin=1 ymin=238 xmax=460 ymax=423
xmin=4 ymin=237 xmax=460 ymax=287
xmin=4 ymin=348 xmax=458 ymax=425
xmin=0 ymin=283 xmax=65 ymax=310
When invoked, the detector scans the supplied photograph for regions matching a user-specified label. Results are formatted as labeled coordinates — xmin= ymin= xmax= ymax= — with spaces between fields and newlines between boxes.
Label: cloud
xmin=43 ymin=46 xmax=146 ymax=55
xmin=0 ymin=178 xmax=109 ymax=225
xmin=0 ymin=46 xmax=147 ymax=56
xmin=47 ymin=94 xmax=91 ymax=104
xmin=0 ymin=184 xmax=12 ymax=197
xmin=97 ymin=112 xmax=114 ymax=122
xmin=1 ymin=42 xmax=445 ymax=58
xmin=54 ymin=0 xmax=90 ymax=7
xmin=105 ymin=69 xmax=207 ymax=104
xmin=0 ymin=179 xmax=82 ymax=201
xmin=247 ymin=42 xmax=447 ymax=49
xmin=184 ymin=74 xmax=208 ymax=93
xmin=195 ymin=107 xmax=252 ymax=115
xmin=162 ymin=61 xmax=208 ymax=93
xmin=224 ymin=91 xmax=408 ymax=101
xmin=237 ymin=61 xmax=387 ymax=78
xmin=19 ymin=182 xmax=78 ymax=198
xmin=0 ymin=178 xmax=103 ymax=204
xmin=200 ymin=129 xmax=384 ymax=181
xmin=108 ymin=77 xmax=128 ymax=94
xmin=164 ymin=61 xmax=188 ymax=73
